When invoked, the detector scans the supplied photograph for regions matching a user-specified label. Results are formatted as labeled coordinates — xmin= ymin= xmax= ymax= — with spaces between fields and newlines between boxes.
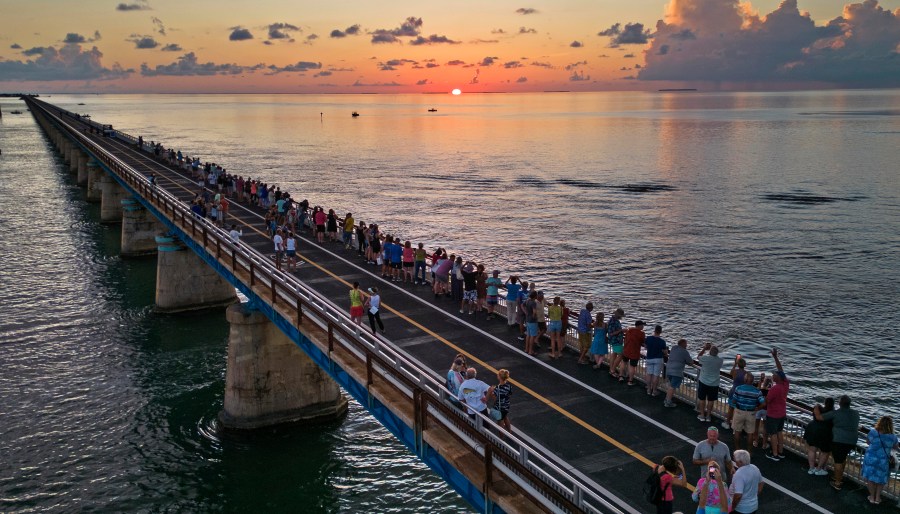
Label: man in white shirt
xmin=229 ymin=224 xmax=242 ymax=244
xmin=457 ymin=368 xmax=490 ymax=418
xmin=730 ymin=449 xmax=764 ymax=514
xmin=273 ymin=229 xmax=284 ymax=271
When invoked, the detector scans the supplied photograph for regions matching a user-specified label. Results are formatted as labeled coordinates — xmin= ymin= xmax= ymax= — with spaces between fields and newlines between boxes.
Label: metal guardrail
xmin=29 ymin=97 xmax=636 ymax=514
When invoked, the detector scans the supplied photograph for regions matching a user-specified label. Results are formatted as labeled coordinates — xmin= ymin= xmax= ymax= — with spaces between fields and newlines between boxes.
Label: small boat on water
xmin=351 ymin=111 xmax=360 ymax=117
xmin=428 ymin=108 xmax=437 ymax=112
xmin=9 ymin=110 xmax=23 ymax=114
xmin=77 ymin=103 xmax=85 ymax=105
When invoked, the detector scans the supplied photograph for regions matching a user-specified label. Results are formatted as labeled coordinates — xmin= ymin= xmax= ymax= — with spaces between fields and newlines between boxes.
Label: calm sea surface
xmin=1 ymin=91 xmax=898 ymax=511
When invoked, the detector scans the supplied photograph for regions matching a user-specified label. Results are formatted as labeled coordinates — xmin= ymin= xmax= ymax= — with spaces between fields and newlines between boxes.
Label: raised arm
xmin=772 ymin=348 xmax=783 ymax=372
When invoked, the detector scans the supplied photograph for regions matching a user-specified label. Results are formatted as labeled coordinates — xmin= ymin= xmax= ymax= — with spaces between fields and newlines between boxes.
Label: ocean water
xmin=1 ymin=91 xmax=898 ymax=511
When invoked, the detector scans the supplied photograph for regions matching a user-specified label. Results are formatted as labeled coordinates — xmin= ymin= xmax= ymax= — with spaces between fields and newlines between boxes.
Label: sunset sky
xmin=1 ymin=0 xmax=899 ymax=93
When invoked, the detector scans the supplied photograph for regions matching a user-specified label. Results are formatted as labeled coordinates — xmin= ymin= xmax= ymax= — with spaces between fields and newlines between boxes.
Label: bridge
xmin=24 ymin=97 xmax=898 ymax=513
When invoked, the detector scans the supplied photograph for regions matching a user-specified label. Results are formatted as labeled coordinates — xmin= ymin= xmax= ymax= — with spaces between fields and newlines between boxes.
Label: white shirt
xmin=229 ymin=229 xmax=241 ymax=243
xmin=730 ymin=464 xmax=762 ymax=513
xmin=273 ymin=234 xmax=283 ymax=251
xmin=368 ymin=294 xmax=380 ymax=312
xmin=457 ymin=378 xmax=490 ymax=415
xmin=286 ymin=237 xmax=296 ymax=251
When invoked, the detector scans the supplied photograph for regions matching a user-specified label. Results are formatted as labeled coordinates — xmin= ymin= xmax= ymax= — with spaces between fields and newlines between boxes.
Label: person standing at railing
xmin=457 ymin=367 xmax=490 ymax=419
xmin=607 ymin=308 xmax=626 ymax=379
xmin=357 ymin=221 xmax=368 ymax=258
xmin=576 ymin=302 xmax=594 ymax=365
xmin=861 ymin=415 xmax=897 ymax=505
xmin=460 ymin=261 xmax=478 ymax=315
xmin=589 ymin=312 xmax=608 ymax=369
xmin=722 ymin=356 xmax=747 ymax=431
xmin=523 ymin=290 xmax=540 ymax=355
xmin=432 ymin=251 xmax=451 ymax=297
xmin=485 ymin=271 xmax=502 ymax=320
xmin=314 ymin=207 xmax=327 ymax=244
xmin=504 ymin=276 xmax=521 ymax=327
xmin=364 ymin=287 xmax=385 ymax=335
xmin=487 ymin=369 xmax=512 ymax=431
xmin=644 ymin=325 xmax=667 ymax=396
xmin=445 ymin=358 xmax=465 ymax=409
xmin=343 ymin=213 xmax=355 ymax=249
xmin=285 ymin=232 xmax=297 ymax=272
xmin=802 ymin=397 xmax=833 ymax=475
xmin=663 ymin=338 xmax=694 ymax=408
xmin=475 ymin=265 xmax=487 ymax=316
xmin=730 ymin=373 xmax=765 ymax=452
xmin=402 ymin=241 xmax=415 ymax=283
xmin=763 ymin=348 xmax=789 ymax=462
xmin=696 ymin=343 xmax=725 ymax=423
xmin=548 ymin=297 xmax=565 ymax=359
xmin=814 ymin=394 xmax=859 ymax=491
xmin=413 ymin=243 xmax=428 ymax=284
xmin=229 ymin=225 xmax=242 ymax=244
xmin=622 ymin=320 xmax=646 ymax=386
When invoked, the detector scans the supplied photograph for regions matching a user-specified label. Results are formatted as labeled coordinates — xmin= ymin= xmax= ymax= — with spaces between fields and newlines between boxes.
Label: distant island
xmin=658 ymin=88 xmax=698 ymax=92
xmin=0 ymin=93 xmax=40 ymax=98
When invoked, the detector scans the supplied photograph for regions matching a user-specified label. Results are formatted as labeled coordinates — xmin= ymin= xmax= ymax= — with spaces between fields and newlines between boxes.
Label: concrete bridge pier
xmin=86 ymin=161 xmax=103 ymax=202
xmin=99 ymin=174 xmax=127 ymax=222
xmin=220 ymin=303 xmax=348 ymax=429
xmin=154 ymin=235 xmax=237 ymax=313
xmin=121 ymin=199 xmax=163 ymax=257
xmin=62 ymin=141 xmax=71 ymax=164
xmin=69 ymin=146 xmax=80 ymax=173
xmin=76 ymin=153 xmax=88 ymax=185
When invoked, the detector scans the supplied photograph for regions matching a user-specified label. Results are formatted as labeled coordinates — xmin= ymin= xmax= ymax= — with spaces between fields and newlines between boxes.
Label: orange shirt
xmin=623 ymin=327 xmax=645 ymax=360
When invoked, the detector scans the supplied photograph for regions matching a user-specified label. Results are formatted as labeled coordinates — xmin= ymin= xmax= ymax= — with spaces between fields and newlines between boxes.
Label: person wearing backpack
xmin=648 ymin=456 xmax=687 ymax=514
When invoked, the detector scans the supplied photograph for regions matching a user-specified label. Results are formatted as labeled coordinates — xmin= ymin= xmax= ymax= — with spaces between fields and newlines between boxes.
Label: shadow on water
xmin=759 ymin=190 xmax=867 ymax=206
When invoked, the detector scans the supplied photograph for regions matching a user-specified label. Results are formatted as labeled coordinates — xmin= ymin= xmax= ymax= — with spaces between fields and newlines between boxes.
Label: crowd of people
xmin=141 ymin=138 xmax=897 ymax=509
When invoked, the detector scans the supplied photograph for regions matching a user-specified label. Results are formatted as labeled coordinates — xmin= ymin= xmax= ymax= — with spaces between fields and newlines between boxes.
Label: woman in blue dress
xmin=589 ymin=312 xmax=608 ymax=370
xmin=861 ymin=415 xmax=897 ymax=505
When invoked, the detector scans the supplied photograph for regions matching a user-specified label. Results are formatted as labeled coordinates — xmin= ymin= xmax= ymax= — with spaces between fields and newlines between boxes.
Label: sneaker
xmin=517 ymin=335 xmax=525 ymax=341
xmin=697 ymin=414 xmax=707 ymax=422
xmin=765 ymin=451 xmax=780 ymax=462
xmin=807 ymin=468 xmax=817 ymax=475
xmin=459 ymin=310 xmax=464 ymax=314
xmin=721 ymin=421 xmax=731 ymax=430
xmin=663 ymin=401 xmax=677 ymax=408
xmin=814 ymin=468 xmax=829 ymax=476
xmin=828 ymin=480 xmax=842 ymax=491
xmin=776 ymin=454 xmax=786 ymax=460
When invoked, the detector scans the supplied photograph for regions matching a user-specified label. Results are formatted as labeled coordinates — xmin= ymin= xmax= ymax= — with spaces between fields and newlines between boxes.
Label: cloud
xmin=479 ymin=56 xmax=497 ymax=66
xmin=274 ymin=61 xmax=322 ymax=72
xmin=516 ymin=8 xmax=537 ymax=15
xmin=504 ymin=60 xmax=523 ymax=68
xmin=64 ymin=33 xmax=86 ymax=44
xmin=570 ymin=40 xmax=583 ymax=48
xmin=569 ymin=70 xmax=590 ymax=81
xmin=140 ymin=52 xmax=252 ymax=76
xmin=10 ymin=43 xmax=22 ymax=49
xmin=371 ymin=16 xmax=423 ymax=44
xmin=565 ymin=60 xmax=587 ymax=70
xmin=531 ymin=61 xmax=553 ymax=68
xmin=639 ymin=0 xmax=900 ymax=87
xmin=491 ymin=28 xmax=506 ymax=34
xmin=516 ymin=76 xmax=528 ymax=82
xmin=0 ymin=42 xmax=132 ymax=81
xmin=599 ymin=22 xmax=652 ymax=47
xmin=415 ymin=79 xmax=429 ymax=85
xmin=410 ymin=34 xmax=459 ymax=45
xmin=446 ymin=59 xmax=466 ymax=65
xmin=426 ymin=62 xmax=440 ymax=68
xmin=116 ymin=1 xmax=150 ymax=11
xmin=263 ymin=40 xmax=273 ymax=46
xmin=229 ymin=28 xmax=254 ymax=41
xmin=128 ymin=35 xmax=159 ymax=49
xmin=151 ymin=17 xmax=166 ymax=36
xmin=519 ymin=27 xmax=538 ymax=34
xmin=471 ymin=39 xmax=499 ymax=44
xmin=161 ymin=43 xmax=182 ymax=52
xmin=623 ymin=53 xmax=635 ymax=58
xmin=305 ymin=34 xmax=318 ymax=44
xmin=352 ymin=79 xmax=403 ymax=87
xmin=331 ymin=24 xmax=361 ymax=38
xmin=314 ymin=70 xmax=332 ymax=77
xmin=268 ymin=22 xmax=299 ymax=40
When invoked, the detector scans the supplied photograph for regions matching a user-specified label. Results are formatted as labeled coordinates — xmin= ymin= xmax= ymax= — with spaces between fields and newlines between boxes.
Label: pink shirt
xmin=660 ymin=472 xmax=674 ymax=502
xmin=766 ymin=379 xmax=789 ymax=418
xmin=402 ymin=247 xmax=414 ymax=263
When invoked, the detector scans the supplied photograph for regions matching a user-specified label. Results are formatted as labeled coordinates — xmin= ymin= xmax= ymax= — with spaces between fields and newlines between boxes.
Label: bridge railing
xmin=31 ymin=97 xmax=636 ymax=514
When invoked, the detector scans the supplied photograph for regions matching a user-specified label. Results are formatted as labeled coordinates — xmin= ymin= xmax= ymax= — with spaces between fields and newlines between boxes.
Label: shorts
xmin=755 ymin=409 xmax=767 ymax=420
xmin=626 ymin=357 xmax=639 ymax=367
xmin=611 ymin=344 xmax=624 ymax=354
xmin=548 ymin=320 xmax=562 ymax=333
xmin=578 ymin=332 xmax=591 ymax=351
xmin=316 ymin=224 xmax=325 ymax=233
xmin=463 ymin=290 xmax=477 ymax=302
xmin=697 ymin=381 xmax=719 ymax=401
xmin=831 ymin=442 xmax=855 ymax=464
xmin=487 ymin=295 xmax=499 ymax=305
xmin=526 ymin=322 xmax=539 ymax=337
xmin=286 ymin=250 xmax=296 ymax=257
xmin=350 ymin=306 xmax=364 ymax=318
xmin=645 ymin=358 xmax=663 ymax=376
xmin=764 ymin=415 xmax=785 ymax=434
xmin=667 ymin=375 xmax=683 ymax=388
xmin=275 ymin=250 xmax=284 ymax=260
xmin=537 ymin=321 xmax=547 ymax=331
xmin=391 ymin=262 xmax=402 ymax=269
xmin=732 ymin=409 xmax=756 ymax=434
xmin=436 ymin=274 xmax=448 ymax=283
xmin=403 ymin=262 xmax=413 ymax=268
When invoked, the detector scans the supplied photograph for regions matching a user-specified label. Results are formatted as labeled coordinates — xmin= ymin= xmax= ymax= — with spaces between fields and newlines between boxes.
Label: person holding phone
xmin=692 ymin=461 xmax=730 ymax=514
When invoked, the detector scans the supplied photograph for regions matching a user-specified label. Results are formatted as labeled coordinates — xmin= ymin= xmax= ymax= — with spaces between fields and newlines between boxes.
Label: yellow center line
xmin=138 ymin=159 xmax=679 ymax=480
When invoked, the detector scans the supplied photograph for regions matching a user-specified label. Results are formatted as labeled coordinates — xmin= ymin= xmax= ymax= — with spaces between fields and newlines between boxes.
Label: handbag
xmin=878 ymin=435 xmax=897 ymax=468
xmin=488 ymin=408 xmax=502 ymax=421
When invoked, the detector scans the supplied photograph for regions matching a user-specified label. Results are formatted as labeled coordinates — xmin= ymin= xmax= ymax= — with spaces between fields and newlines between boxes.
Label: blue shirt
xmin=606 ymin=317 xmax=623 ymax=345
xmin=390 ymin=243 xmax=403 ymax=262
xmin=645 ymin=335 xmax=667 ymax=359
xmin=577 ymin=308 xmax=592 ymax=333
xmin=505 ymin=282 xmax=520 ymax=301
xmin=731 ymin=384 xmax=765 ymax=411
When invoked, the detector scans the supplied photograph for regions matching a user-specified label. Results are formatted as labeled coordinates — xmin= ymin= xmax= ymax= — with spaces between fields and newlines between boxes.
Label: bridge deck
xmin=62 ymin=118 xmax=891 ymax=514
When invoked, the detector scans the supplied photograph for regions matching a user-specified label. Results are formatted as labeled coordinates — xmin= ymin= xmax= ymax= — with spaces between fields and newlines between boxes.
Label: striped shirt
xmin=731 ymin=384 xmax=765 ymax=411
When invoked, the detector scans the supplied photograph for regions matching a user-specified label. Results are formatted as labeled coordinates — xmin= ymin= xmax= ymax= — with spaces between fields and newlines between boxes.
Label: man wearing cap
xmin=622 ymin=320 xmax=646 ymax=386
xmin=693 ymin=426 xmax=735 ymax=483
xmin=663 ymin=338 xmax=695 ymax=407
xmin=485 ymin=271 xmax=502 ymax=320
xmin=763 ymin=348 xmax=789 ymax=461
